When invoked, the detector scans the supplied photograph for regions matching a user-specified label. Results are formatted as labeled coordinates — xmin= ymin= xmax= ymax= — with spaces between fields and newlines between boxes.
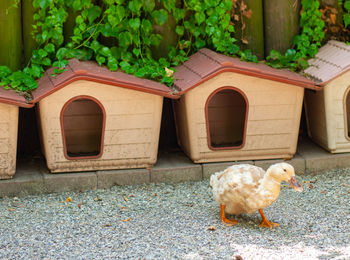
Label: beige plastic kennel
xmin=0 ymin=88 xmax=34 ymax=179
xmin=32 ymin=59 xmax=174 ymax=173
xmin=304 ymin=40 xmax=350 ymax=153
xmin=173 ymin=49 xmax=317 ymax=163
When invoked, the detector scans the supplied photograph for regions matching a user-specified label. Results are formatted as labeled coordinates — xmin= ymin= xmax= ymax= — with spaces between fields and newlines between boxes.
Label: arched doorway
xmin=60 ymin=96 xmax=105 ymax=159
xmin=206 ymin=87 xmax=248 ymax=150
xmin=345 ymin=87 xmax=350 ymax=139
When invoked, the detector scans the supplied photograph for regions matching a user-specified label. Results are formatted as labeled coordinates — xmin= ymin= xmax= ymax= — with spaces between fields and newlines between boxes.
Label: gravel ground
xmin=0 ymin=168 xmax=349 ymax=259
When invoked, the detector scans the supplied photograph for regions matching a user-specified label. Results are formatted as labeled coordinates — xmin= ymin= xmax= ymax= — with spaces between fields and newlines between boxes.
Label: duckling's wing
xmin=210 ymin=164 xmax=265 ymax=204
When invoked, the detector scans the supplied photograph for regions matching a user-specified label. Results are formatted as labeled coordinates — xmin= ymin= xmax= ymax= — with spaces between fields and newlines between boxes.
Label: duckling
xmin=210 ymin=162 xmax=303 ymax=228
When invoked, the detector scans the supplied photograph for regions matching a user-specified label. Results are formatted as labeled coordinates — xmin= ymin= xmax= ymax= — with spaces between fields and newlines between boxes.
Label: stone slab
xmin=2 ymin=138 xmax=350 ymax=197
xmin=97 ymin=169 xmax=150 ymax=189
xmin=151 ymin=152 xmax=202 ymax=183
xmin=43 ymin=172 xmax=97 ymax=193
xmin=0 ymin=172 xmax=44 ymax=197
xmin=298 ymin=139 xmax=350 ymax=173
xmin=202 ymin=160 xmax=254 ymax=179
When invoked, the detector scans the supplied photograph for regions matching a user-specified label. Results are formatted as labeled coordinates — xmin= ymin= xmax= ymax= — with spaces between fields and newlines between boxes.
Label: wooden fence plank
xmin=22 ymin=0 xmax=37 ymax=65
xmin=264 ymin=0 xmax=301 ymax=56
xmin=0 ymin=1 xmax=22 ymax=70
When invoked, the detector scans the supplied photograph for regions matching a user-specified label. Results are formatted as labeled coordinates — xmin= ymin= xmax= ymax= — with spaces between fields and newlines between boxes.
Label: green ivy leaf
xmin=268 ymin=50 xmax=282 ymax=60
xmin=0 ymin=66 xmax=12 ymax=78
xmin=285 ymin=49 xmax=297 ymax=58
xmin=161 ymin=76 xmax=174 ymax=86
xmin=128 ymin=0 xmax=142 ymax=15
xmin=99 ymin=47 xmax=112 ymax=57
xmin=41 ymin=30 xmax=50 ymax=41
xmin=41 ymin=57 xmax=52 ymax=66
xmin=142 ymin=0 xmax=155 ymax=12
xmin=149 ymin=34 xmax=162 ymax=46
xmin=132 ymin=48 xmax=141 ymax=57
xmin=194 ymin=39 xmax=206 ymax=49
xmin=96 ymin=55 xmax=106 ymax=65
xmin=175 ymin=26 xmax=184 ymax=36
xmin=134 ymin=67 xmax=148 ymax=78
xmin=38 ymin=49 xmax=48 ymax=58
xmin=108 ymin=14 xmax=119 ymax=28
xmin=107 ymin=57 xmax=118 ymax=71
xmin=344 ymin=13 xmax=350 ymax=27
xmin=345 ymin=0 xmax=350 ymax=11
xmin=87 ymin=6 xmax=101 ymax=24
xmin=173 ymin=8 xmax=186 ymax=22
xmin=34 ymin=0 xmax=53 ymax=9
xmin=195 ymin=12 xmax=205 ymax=25
xmin=141 ymin=19 xmax=152 ymax=35
xmin=44 ymin=43 xmax=55 ymax=53
xmin=121 ymin=51 xmax=133 ymax=61
xmin=298 ymin=58 xmax=309 ymax=69
xmin=72 ymin=0 xmax=84 ymax=11
xmin=56 ymin=48 xmax=68 ymax=60
xmin=116 ymin=6 xmax=125 ymax=21
xmin=90 ymin=40 xmax=101 ymax=53
xmin=53 ymin=59 xmax=68 ymax=68
xmin=118 ymin=31 xmax=133 ymax=46
xmin=120 ymin=61 xmax=131 ymax=71
xmin=129 ymin=18 xmax=141 ymax=30
xmin=152 ymin=9 xmax=168 ymax=25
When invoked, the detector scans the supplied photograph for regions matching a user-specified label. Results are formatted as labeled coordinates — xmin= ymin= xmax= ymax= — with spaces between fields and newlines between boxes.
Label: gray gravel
xmin=0 ymin=168 xmax=349 ymax=259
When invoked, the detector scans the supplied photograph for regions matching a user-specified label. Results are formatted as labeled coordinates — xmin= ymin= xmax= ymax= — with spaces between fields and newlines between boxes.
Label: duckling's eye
xmin=283 ymin=169 xmax=287 ymax=172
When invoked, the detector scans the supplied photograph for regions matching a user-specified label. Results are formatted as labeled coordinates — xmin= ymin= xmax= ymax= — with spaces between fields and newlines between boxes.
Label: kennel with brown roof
xmin=32 ymin=59 xmax=174 ymax=173
xmin=172 ymin=48 xmax=317 ymax=163
xmin=0 ymin=88 xmax=34 ymax=179
xmin=304 ymin=40 xmax=350 ymax=153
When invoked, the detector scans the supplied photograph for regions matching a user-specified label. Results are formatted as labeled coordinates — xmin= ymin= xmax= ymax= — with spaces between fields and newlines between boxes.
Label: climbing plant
xmin=342 ymin=0 xmax=350 ymax=27
xmin=0 ymin=0 xmax=247 ymax=96
xmin=0 ymin=0 xmax=327 ymax=95
xmin=266 ymin=0 xmax=325 ymax=70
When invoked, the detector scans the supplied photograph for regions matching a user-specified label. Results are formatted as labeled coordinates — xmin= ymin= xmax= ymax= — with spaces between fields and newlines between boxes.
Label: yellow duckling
xmin=210 ymin=162 xmax=303 ymax=228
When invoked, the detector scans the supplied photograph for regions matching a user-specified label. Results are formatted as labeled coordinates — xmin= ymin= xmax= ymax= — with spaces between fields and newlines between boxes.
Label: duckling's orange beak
xmin=289 ymin=176 xmax=303 ymax=192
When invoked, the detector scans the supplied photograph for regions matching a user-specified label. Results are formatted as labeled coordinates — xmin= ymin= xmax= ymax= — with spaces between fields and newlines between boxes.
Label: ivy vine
xmin=0 ymin=0 xmax=247 ymax=96
xmin=266 ymin=0 xmax=325 ymax=70
xmin=342 ymin=0 xmax=350 ymax=27
xmin=0 ymin=0 xmax=327 ymax=95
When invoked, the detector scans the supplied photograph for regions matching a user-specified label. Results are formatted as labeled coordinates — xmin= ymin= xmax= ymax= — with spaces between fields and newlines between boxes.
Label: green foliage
xmin=342 ymin=0 xmax=350 ymax=27
xmin=0 ymin=0 xmax=326 ymax=93
xmin=1 ymin=0 xmax=248 ymax=93
xmin=266 ymin=0 xmax=325 ymax=70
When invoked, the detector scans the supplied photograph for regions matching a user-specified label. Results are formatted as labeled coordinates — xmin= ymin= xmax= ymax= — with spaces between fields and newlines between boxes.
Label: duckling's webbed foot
xmin=258 ymin=209 xmax=280 ymax=228
xmin=220 ymin=204 xmax=238 ymax=226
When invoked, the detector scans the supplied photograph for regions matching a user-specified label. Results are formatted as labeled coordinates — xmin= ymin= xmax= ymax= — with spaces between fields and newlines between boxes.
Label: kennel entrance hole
xmin=346 ymin=89 xmax=350 ymax=139
xmin=61 ymin=96 xmax=105 ymax=159
xmin=206 ymin=88 xmax=247 ymax=149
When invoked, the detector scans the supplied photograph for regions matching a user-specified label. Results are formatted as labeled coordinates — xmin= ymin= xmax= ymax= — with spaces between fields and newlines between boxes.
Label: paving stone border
xmin=1 ymin=139 xmax=350 ymax=197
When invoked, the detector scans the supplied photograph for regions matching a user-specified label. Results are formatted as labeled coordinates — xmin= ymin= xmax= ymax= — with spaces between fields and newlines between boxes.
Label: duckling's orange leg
xmin=258 ymin=209 xmax=280 ymax=228
xmin=220 ymin=204 xmax=238 ymax=226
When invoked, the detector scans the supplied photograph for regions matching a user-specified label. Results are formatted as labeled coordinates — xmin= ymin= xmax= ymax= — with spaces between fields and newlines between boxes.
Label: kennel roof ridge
xmin=173 ymin=48 xmax=318 ymax=94
xmin=0 ymin=87 xmax=34 ymax=108
xmin=304 ymin=40 xmax=350 ymax=86
xmin=30 ymin=58 xmax=178 ymax=104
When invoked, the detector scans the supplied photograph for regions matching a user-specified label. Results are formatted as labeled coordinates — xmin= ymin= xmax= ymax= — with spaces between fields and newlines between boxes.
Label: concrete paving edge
xmin=0 ymin=139 xmax=349 ymax=197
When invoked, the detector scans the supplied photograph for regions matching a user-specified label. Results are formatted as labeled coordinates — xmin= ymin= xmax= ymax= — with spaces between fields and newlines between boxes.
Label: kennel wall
xmin=32 ymin=59 xmax=174 ymax=173
xmin=304 ymin=40 xmax=350 ymax=153
xmin=0 ymin=88 xmax=34 ymax=179
xmin=173 ymin=48 xmax=317 ymax=163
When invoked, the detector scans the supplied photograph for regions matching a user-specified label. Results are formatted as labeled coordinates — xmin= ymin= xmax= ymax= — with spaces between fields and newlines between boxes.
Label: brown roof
xmin=173 ymin=48 xmax=317 ymax=94
xmin=0 ymin=87 xmax=34 ymax=108
xmin=304 ymin=40 xmax=350 ymax=85
xmin=30 ymin=59 xmax=176 ymax=103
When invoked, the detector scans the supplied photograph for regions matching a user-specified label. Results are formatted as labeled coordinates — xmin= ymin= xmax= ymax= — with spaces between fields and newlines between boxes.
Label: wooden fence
xmin=0 ymin=0 xmax=304 ymax=71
